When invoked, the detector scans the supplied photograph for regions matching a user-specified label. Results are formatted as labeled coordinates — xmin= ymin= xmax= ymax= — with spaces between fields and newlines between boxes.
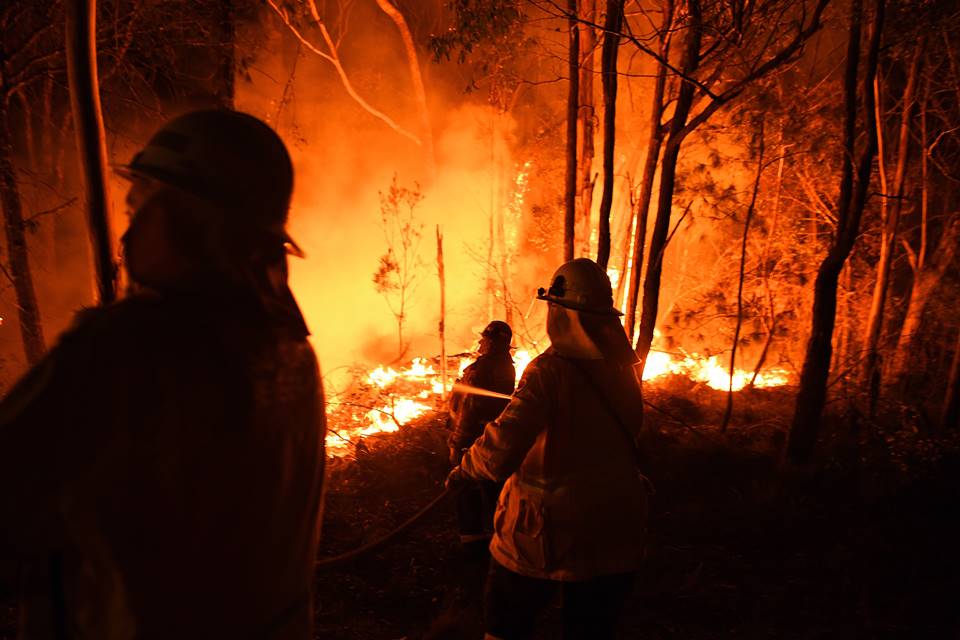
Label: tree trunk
xmin=576 ymin=1 xmax=596 ymax=258
xmin=862 ymin=41 xmax=923 ymax=385
xmin=722 ymin=120 xmax=765 ymax=432
xmin=595 ymin=0 xmax=624 ymax=269
xmin=437 ymin=225 xmax=447 ymax=401
xmin=0 ymin=87 xmax=46 ymax=365
xmin=564 ymin=0 xmax=579 ymax=262
xmin=215 ymin=0 xmax=235 ymax=108
xmin=787 ymin=0 xmax=884 ymax=465
xmin=942 ymin=327 xmax=960 ymax=429
xmin=375 ymin=0 xmax=436 ymax=179
xmin=635 ymin=0 xmax=701 ymax=368
xmin=623 ymin=13 xmax=670 ymax=340
xmin=66 ymin=0 xmax=117 ymax=304
xmin=889 ymin=218 xmax=960 ymax=380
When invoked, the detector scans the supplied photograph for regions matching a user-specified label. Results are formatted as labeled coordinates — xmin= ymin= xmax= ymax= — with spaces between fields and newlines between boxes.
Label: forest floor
xmin=314 ymin=379 xmax=960 ymax=639
xmin=2 ymin=379 xmax=958 ymax=639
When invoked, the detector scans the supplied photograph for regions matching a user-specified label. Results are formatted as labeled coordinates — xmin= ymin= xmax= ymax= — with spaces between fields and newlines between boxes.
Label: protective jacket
xmin=0 ymin=288 xmax=325 ymax=639
xmin=459 ymin=348 xmax=647 ymax=581
xmin=448 ymin=350 xmax=515 ymax=453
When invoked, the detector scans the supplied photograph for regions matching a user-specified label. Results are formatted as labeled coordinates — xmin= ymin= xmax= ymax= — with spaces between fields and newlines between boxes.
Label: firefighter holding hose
xmin=447 ymin=320 xmax=516 ymax=550
xmin=447 ymin=258 xmax=648 ymax=640
xmin=0 ymin=110 xmax=325 ymax=638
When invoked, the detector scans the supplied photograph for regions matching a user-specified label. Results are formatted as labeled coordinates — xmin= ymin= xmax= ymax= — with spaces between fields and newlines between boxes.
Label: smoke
xmin=236 ymin=15 xmax=547 ymax=390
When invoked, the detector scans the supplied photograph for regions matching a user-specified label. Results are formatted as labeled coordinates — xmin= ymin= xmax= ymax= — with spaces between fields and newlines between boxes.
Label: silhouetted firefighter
xmin=447 ymin=320 xmax=516 ymax=549
xmin=0 ymin=110 xmax=325 ymax=638
xmin=447 ymin=258 xmax=648 ymax=640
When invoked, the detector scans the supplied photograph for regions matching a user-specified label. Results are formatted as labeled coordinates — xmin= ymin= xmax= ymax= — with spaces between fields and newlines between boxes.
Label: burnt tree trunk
xmin=66 ymin=0 xmax=117 ymax=304
xmin=564 ymin=0 xmax=579 ymax=262
xmin=635 ymin=0 xmax=701 ymax=368
xmin=577 ymin=1 xmax=596 ymax=258
xmin=862 ymin=40 xmax=923 ymax=387
xmin=787 ymin=0 xmax=884 ymax=465
xmin=595 ymin=0 xmax=624 ymax=269
xmin=0 ymin=79 xmax=46 ymax=365
xmin=623 ymin=0 xmax=673 ymax=340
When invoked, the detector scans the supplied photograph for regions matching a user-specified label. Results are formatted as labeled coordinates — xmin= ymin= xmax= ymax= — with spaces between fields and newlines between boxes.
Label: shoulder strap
xmin=560 ymin=356 xmax=643 ymax=470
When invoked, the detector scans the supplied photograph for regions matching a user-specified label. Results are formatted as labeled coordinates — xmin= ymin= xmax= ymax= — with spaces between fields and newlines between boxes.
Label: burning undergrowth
xmin=323 ymin=341 xmax=794 ymax=460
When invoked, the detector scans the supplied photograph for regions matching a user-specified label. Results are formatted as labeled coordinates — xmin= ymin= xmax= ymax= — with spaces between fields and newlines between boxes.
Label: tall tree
xmin=623 ymin=0 xmax=674 ymax=341
xmin=634 ymin=0 xmax=702 ymax=366
xmin=564 ymin=0 xmax=579 ymax=261
xmin=595 ymin=0 xmax=624 ymax=269
xmin=66 ymin=0 xmax=116 ymax=305
xmin=576 ymin=0 xmax=597 ymax=259
xmin=0 ymin=7 xmax=48 ymax=364
xmin=943 ymin=327 xmax=960 ymax=429
xmin=862 ymin=39 xmax=924 ymax=389
xmin=722 ymin=117 xmax=765 ymax=431
xmin=374 ymin=0 xmax=436 ymax=178
xmin=267 ymin=0 xmax=432 ymax=163
xmin=787 ymin=0 xmax=885 ymax=465
xmin=0 ymin=79 xmax=45 ymax=364
xmin=631 ymin=0 xmax=829 ymax=367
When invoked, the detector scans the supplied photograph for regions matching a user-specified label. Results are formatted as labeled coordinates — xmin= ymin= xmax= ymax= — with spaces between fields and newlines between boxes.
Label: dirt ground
xmin=2 ymin=383 xmax=958 ymax=639
xmin=313 ymin=385 xmax=960 ymax=639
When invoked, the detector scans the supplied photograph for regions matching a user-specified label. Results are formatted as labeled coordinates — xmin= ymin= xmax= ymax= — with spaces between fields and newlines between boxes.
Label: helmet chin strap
xmin=547 ymin=305 xmax=603 ymax=359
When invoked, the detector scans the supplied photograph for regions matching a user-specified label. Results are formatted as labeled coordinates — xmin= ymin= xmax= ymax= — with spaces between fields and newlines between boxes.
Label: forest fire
xmin=325 ymin=345 xmax=791 ymax=456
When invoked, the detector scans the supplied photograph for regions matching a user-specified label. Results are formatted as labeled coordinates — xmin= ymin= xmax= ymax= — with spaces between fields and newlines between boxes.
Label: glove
xmin=445 ymin=465 xmax=470 ymax=492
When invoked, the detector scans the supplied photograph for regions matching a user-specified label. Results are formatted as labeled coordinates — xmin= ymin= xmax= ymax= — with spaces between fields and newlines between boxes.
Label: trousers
xmin=484 ymin=559 xmax=635 ymax=640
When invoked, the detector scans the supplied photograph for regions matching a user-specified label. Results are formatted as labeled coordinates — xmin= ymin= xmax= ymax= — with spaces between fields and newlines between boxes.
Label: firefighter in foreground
xmin=447 ymin=258 xmax=648 ymax=640
xmin=0 ymin=110 xmax=325 ymax=638
xmin=447 ymin=321 xmax=516 ymax=548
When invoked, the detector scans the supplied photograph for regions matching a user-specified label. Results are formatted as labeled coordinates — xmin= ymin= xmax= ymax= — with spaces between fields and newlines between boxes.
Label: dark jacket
xmin=0 ymin=290 xmax=325 ymax=639
xmin=448 ymin=350 xmax=516 ymax=452
xmin=460 ymin=348 xmax=647 ymax=580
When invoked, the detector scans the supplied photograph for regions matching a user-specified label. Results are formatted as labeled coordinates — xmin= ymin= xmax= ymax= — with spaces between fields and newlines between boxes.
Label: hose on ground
xmin=315 ymin=484 xmax=462 ymax=571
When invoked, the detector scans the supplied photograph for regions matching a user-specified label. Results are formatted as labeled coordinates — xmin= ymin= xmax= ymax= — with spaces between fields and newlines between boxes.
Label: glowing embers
xmin=642 ymin=350 xmax=790 ymax=391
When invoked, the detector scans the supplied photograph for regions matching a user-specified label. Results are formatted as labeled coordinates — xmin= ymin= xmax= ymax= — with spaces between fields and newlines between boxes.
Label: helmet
xmin=537 ymin=258 xmax=621 ymax=316
xmin=117 ymin=109 xmax=302 ymax=256
xmin=481 ymin=320 xmax=512 ymax=343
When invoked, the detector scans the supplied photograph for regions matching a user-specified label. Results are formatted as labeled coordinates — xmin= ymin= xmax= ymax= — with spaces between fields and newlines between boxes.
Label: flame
xmin=326 ymin=343 xmax=790 ymax=457
xmin=643 ymin=350 xmax=790 ymax=391
xmin=366 ymin=357 xmax=436 ymax=388
xmin=365 ymin=397 xmax=431 ymax=432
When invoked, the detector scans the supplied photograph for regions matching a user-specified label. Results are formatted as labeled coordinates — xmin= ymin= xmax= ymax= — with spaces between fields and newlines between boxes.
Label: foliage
xmin=429 ymin=0 xmax=523 ymax=64
xmin=372 ymin=175 xmax=425 ymax=359
xmin=428 ymin=0 xmax=536 ymax=103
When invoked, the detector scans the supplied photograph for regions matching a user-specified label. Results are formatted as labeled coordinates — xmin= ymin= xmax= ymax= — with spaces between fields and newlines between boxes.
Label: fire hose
xmin=315 ymin=383 xmax=497 ymax=571
xmin=315 ymin=484 xmax=464 ymax=571
xmin=314 ymin=381 xmax=692 ymax=570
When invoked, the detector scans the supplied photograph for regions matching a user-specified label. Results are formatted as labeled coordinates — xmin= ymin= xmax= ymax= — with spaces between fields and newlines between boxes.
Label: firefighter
xmin=448 ymin=321 xmax=516 ymax=548
xmin=447 ymin=258 xmax=648 ymax=640
xmin=0 ymin=110 xmax=325 ymax=639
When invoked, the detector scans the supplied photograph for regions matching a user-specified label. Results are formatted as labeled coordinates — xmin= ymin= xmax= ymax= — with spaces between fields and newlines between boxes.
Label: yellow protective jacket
xmin=448 ymin=350 xmax=516 ymax=452
xmin=0 ymin=291 xmax=325 ymax=639
xmin=460 ymin=348 xmax=647 ymax=581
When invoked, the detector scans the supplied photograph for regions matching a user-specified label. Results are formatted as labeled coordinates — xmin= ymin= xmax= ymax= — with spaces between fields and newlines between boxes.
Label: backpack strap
xmin=559 ymin=356 xmax=644 ymax=470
